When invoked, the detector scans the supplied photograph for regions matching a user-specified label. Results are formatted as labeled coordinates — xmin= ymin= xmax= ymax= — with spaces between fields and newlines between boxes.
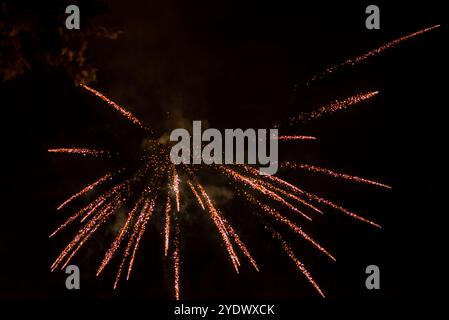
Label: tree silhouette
xmin=0 ymin=0 xmax=121 ymax=84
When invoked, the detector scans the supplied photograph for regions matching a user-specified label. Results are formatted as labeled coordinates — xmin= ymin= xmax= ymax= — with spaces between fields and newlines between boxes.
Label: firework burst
xmin=49 ymin=25 xmax=439 ymax=298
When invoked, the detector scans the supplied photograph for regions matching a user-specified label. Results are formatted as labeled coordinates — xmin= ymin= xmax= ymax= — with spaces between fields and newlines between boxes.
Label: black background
xmin=1 ymin=0 xmax=447 ymax=302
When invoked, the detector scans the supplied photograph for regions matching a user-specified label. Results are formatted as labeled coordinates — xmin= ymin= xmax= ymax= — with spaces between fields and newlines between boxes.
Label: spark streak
xmin=127 ymin=197 xmax=156 ymax=280
xmin=49 ymin=198 xmax=106 ymax=238
xmin=164 ymin=194 xmax=171 ymax=256
xmin=97 ymin=197 xmax=143 ymax=276
xmin=252 ymin=175 xmax=324 ymax=215
xmin=194 ymin=180 xmax=241 ymax=272
xmin=173 ymin=225 xmax=181 ymax=301
xmin=187 ymin=180 xmax=205 ymax=210
xmin=244 ymin=193 xmax=334 ymax=261
xmin=265 ymin=172 xmax=381 ymax=228
xmin=113 ymin=197 xmax=152 ymax=288
xmin=222 ymin=218 xmax=259 ymax=271
xmin=282 ymin=162 xmax=391 ymax=189
xmin=48 ymin=148 xmax=110 ymax=157
xmin=80 ymin=83 xmax=147 ymax=130
xmin=172 ymin=168 xmax=181 ymax=212
xmin=221 ymin=167 xmax=313 ymax=221
xmin=287 ymin=91 xmax=379 ymax=125
xmin=241 ymin=165 xmax=381 ymax=227
xmin=309 ymin=25 xmax=441 ymax=84
xmin=51 ymin=195 xmax=123 ymax=271
xmin=50 ymin=182 xmax=125 ymax=238
xmin=277 ymin=136 xmax=317 ymax=141
xmin=271 ymin=229 xmax=325 ymax=298
xmin=56 ymin=172 xmax=113 ymax=210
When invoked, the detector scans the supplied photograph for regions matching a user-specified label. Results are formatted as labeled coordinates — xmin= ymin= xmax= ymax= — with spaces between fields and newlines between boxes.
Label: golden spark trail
xmin=124 ymin=170 xmax=165 ymax=281
xmin=239 ymin=165 xmax=323 ymax=215
xmin=80 ymin=83 xmax=147 ymax=129
xmin=56 ymin=172 xmax=113 ymax=210
xmin=187 ymin=180 xmax=205 ymax=210
xmin=127 ymin=197 xmax=156 ymax=280
xmin=282 ymin=162 xmax=392 ymax=189
xmin=221 ymin=167 xmax=312 ymax=221
xmin=288 ymin=91 xmax=379 ymax=125
xmin=277 ymin=136 xmax=316 ymax=141
xmin=271 ymin=230 xmax=325 ymax=298
xmin=50 ymin=181 xmax=126 ymax=238
xmin=242 ymin=165 xmax=327 ymax=216
xmin=65 ymin=195 xmax=124 ymax=263
xmin=309 ymin=24 xmax=441 ymax=83
xmin=173 ymin=222 xmax=181 ymax=300
xmin=50 ymin=198 xmax=106 ymax=238
xmin=172 ymin=168 xmax=181 ymax=212
xmin=194 ymin=180 xmax=241 ymax=272
xmin=51 ymin=196 xmax=122 ymax=271
xmin=244 ymin=193 xmax=334 ymax=261
xmin=254 ymin=177 xmax=324 ymax=215
xmin=260 ymin=172 xmax=381 ymax=228
xmin=114 ymin=197 xmax=152 ymax=288
xmin=60 ymin=201 xmax=119 ymax=270
xmin=48 ymin=148 xmax=110 ymax=157
xmin=164 ymin=194 xmax=171 ymax=257
xmin=304 ymin=191 xmax=381 ymax=228
xmin=222 ymin=218 xmax=259 ymax=271
xmin=241 ymin=165 xmax=380 ymax=227
xmin=97 ymin=198 xmax=144 ymax=276
xmin=79 ymin=183 xmax=126 ymax=222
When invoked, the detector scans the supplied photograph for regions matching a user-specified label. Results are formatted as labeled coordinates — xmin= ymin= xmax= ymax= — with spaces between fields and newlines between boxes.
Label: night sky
xmin=0 ymin=0 xmax=446 ymax=302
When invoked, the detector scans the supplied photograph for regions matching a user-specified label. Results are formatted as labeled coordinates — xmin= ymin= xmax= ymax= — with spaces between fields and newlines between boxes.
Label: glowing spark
xmin=50 ymin=182 xmax=125 ymax=238
xmin=51 ymin=195 xmax=123 ymax=271
xmin=187 ymin=169 xmax=256 ymax=270
xmin=251 ymin=175 xmax=324 ymax=215
xmin=187 ymin=180 xmax=205 ymax=210
xmin=288 ymin=91 xmax=379 ymax=125
xmin=50 ymin=198 xmax=106 ymax=238
xmin=80 ymin=83 xmax=147 ymax=130
xmin=282 ymin=162 xmax=392 ymax=189
xmin=194 ymin=180 xmax=241 ymax=272
xmin=48 ymin=148 xmax=110 ymax=157
xmin=60 ymin=201 xmax=119 ymax=270
xmin=309 ymin=25 xmax=441 ymax=83
xmin=241 ymin=165 xmax=381 ymax=227
xmin=305 ymin=191 xmax=381 ymax=228
xmin=277 ymin=135 xmax=316 ymax=141
xmin=271 ymin=229 xmax=325 ymax=298
xmin=56 ymin=172 xmax=112 ymax=210
xmin=221 ymin=167 xmax=313 ymax=221
xmin=97 ymin=198 xmax=143 ymax=276
xmin=262 ymin=172 xmax=381 ymax=228
xmin=238 ymin=164 xmax=323 ymax=215
xmin=114 ymin=197 xmax=152 ymax=288
xmin=173 ymin=226 xmax=181 ymax=301
xmin=164 ymin=194 xmax=171 ymax=257
xmin=222 ymin=218 xmax=259 ymax=271
xmin=127 ymin=197 xmax=156 ymax=280
xmin=245 ymin=193 xmax=334 ymax=261
xmin=172 ymin=168 xmax=181 ymax=212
